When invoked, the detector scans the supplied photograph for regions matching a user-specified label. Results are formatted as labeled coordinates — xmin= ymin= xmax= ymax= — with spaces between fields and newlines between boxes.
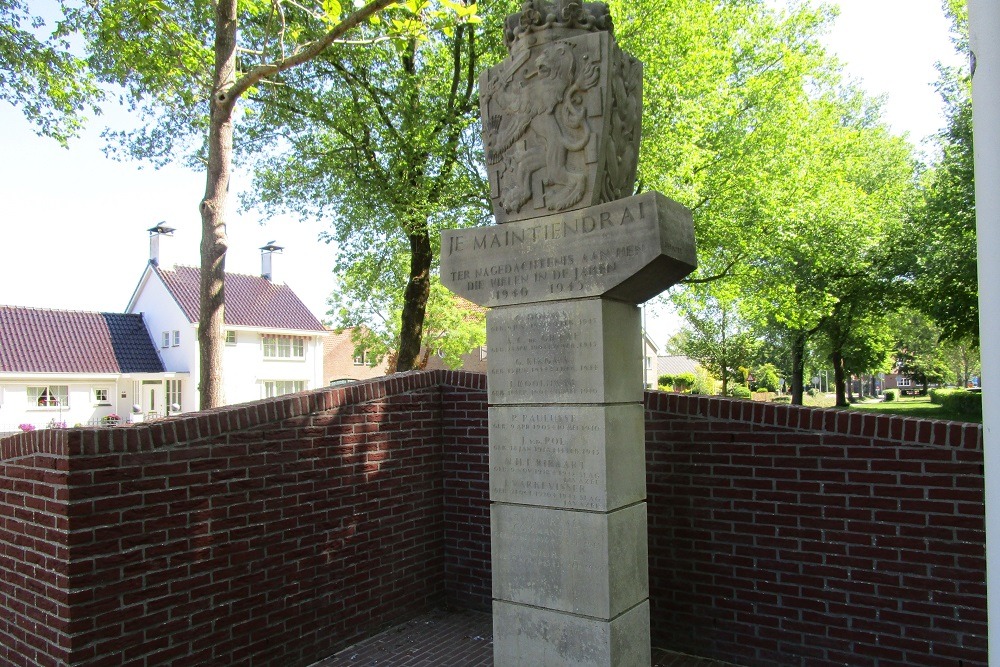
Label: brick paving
xmin=311 ymin=608 xmax=739 ymax=666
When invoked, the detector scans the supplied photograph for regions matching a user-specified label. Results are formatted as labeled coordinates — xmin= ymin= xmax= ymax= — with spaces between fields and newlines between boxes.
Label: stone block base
xmin=493 ymin=599 xmax=651 ymax=666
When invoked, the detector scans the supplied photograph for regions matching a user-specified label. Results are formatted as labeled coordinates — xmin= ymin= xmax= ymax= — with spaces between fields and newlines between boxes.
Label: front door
xmin=143 ymin=380 xmax=163 ymax=417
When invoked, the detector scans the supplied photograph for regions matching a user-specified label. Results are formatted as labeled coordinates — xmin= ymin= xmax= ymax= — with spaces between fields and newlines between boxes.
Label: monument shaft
xmin=441 ymin=3 xmax=697 ymax=664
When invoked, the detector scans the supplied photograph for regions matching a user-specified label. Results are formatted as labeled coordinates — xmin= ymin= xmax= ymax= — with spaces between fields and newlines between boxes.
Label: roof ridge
xmin=0 ymin=304 xmax=142 ymax=317
xmin=160 ymin=264 xmax=286 ymax=283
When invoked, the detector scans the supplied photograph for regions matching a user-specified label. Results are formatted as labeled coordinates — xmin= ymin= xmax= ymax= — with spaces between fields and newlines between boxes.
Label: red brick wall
xmin=0 ymin=432 xmax=71 ymax=667
xmin=0 ymin=374 xmax=987 ymax=667
xmin=645 ymin=392 xmax=986 ymax=667
xmin=440 ymin=380 xmax=491 ymax=611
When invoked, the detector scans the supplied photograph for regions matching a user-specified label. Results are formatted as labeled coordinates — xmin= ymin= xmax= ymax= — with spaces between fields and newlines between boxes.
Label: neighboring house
xmin=884 ymin=372 xmax=919 ymax=395
xmin=324 ymin=328 xmax=391 ymax=384
xmin=1 ymin=227 xmax=327 ymax=435
xmin=642 ymin=332 xmax=659 ymax=389
xmin=0 ymin=306 xmax=174 ymax=435
xmin=126 ymin=234 xmax=326 ymax=409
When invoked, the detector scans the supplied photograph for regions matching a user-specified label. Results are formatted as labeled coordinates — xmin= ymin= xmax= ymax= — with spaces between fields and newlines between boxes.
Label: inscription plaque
xmin=441 ymin=192 xmax=695 ymax=308
xmin=486 ymin=298 xmax=642 ymax=404
xmin=491 ymin=502 xmax=649 ymax=618
xmin=489 ymin=404 xmax=644 ymax=511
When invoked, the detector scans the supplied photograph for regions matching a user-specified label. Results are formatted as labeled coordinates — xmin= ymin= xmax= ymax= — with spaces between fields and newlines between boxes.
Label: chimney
xmin=148 ymin=223 xmax=176 ymax=266
xmin=260 ymin=241 xmax=283 ymax=281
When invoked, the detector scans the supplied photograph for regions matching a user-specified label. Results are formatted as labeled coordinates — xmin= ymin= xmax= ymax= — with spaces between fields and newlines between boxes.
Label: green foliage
xmin=242 ymin=1 xmax=501 ymax=368
xmin=673 ymin=287 xmax=760 ymax=394
xmin=929 ymin=389 xmax=982 ymax=418
xmin=658 ymin=372 xmax=696 ymax=391
xmin=727 ymin=384 xmax=752 ymax=399
xmin=772 ymin=395 xmax=791 ymax=404
xmin=929 ymin=388 xmax=954 ymax=405
xmin=0 ymin=0 xmax=102 ymax=145
xmin=883 ymin=388 xmax=898 ymax=402
xmin=905 ymin=70 xmax=977 ymax=345
xmin=752 ymin=363 xmax=781 ymax=393
xmin=690 ymin=366 xmax=718 ymax=395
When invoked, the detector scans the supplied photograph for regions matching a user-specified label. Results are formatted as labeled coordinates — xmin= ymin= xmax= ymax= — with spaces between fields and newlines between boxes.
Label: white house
xmin=1 ymin=227 xmax=326 ymax=435
xmin=0 ymin=306 xmax=178 ymax=434
xmin=125 ymin=227 xmax=326 ymax=410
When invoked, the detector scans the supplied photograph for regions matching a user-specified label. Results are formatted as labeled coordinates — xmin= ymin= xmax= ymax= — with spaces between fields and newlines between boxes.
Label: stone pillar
xmin=442 ymin=3 xmax=697 ymax=664
xmin=967 ymin=2 xmax=1000 ymax=661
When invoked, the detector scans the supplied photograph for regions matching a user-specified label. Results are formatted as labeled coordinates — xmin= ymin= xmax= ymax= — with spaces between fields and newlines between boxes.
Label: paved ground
xmin=312 ymin=608 xmax=739 ymax=666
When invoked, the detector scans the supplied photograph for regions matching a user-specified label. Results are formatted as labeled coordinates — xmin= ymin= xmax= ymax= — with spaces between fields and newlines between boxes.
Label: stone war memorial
xmin=441 ymin=1 xmax=697 ymax=665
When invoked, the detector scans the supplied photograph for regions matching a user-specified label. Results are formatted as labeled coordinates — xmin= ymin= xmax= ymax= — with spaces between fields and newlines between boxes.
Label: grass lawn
xmin=847 ymin=395 xmax=981 ymax=424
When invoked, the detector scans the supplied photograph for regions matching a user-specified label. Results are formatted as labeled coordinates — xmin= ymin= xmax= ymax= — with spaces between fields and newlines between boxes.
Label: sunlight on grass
xmin=848 ymin=395 xmax=981 ymax=424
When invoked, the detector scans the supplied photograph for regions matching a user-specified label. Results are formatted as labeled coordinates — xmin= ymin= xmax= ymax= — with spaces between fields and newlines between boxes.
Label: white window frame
xmin=161 ymin=331 xmax=170 ymax=348
xmin=28 ymin=385 xmax=69 ymax=409
xmin=353 ymin=350 xmax=368 ymax=366
xmin=262 ymin=380 xmax=305 ymax=398
xmin=93 ymin=387 xmax=110 ymax=404
xmin=262 ymin=335 xmax=305 ymax=360
xmin=225 ymin=330 xmax=237 ymax=346
xmin=172 ymin=330 xmax=181 ymax=347
xmin=166 ymin=379 xmax=182 ymax=413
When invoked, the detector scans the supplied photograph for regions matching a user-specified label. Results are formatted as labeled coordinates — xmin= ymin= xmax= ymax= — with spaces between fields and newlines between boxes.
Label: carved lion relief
xmin=481 ymin=30 xmax=642 ymax=223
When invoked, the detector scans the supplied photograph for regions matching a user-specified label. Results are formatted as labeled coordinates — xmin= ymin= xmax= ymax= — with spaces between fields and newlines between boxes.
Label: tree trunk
xmin=791 ymin=332 xmax=805 ymax=405
xmin=833 ymin=349 xmax=848 ymax=407
xmin=198 ymin=0 xmax=237 ymax=409
xmin=395 ymin=228 xmax=433 ymax=372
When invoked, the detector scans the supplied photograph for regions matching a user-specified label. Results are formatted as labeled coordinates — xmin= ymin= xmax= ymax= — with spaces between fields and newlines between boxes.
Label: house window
xmin=166 ymin=380 xmax=182 ymax=413
xmin=225 ymin=330 xmax=237 ymax=345
xmin=898 ymin=377 xmax=912 ymax=387
xmin=353 ymin=351 xmax=368 ymax=366
xmin=263 ymin=380 xmax=305 ymax=398
xmin=28 ymin=385 xmax=69 ymax=408
xmin=479 ymin=345 xmax=488 ymax=361
xmin=172 ymin=330 xmax=180 ymax=347
xmin=262 ymin=335 xmax=305 ymax=359
xmin=161 ymin=332 xmax=170 ymax=348
xmin=94 ymin=388 xmax=109 ymax=404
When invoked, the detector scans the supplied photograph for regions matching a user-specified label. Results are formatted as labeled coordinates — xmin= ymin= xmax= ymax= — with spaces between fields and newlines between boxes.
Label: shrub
xmin=772 ymin=395 xmax=792 ymax=404
xmin=658 ymin=372 xmax=696 ymax=391
xmin=929 ymin=388 xmax=963 ymax=405
xmin=727 ymin=384 xmax=752 ymax=399
xmin=752 ymin=363 xmax=781 ymax=393
xmin=936 ymin=389 xmax=983 ymax=418
xmin=690 ymin=367 xmax=718 ymax=395
xmin=883 ymin=389 xmax=898 ymax=402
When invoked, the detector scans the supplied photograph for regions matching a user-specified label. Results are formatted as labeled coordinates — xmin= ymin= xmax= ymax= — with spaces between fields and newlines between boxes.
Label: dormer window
xmin=262 ymin=335 xmax=305 ymax=359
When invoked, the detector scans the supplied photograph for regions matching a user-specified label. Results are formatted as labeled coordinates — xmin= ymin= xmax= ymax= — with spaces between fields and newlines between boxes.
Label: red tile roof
xmin=0 ymin=306 xmax=165 ymax=374
xmin=154 ymin=266 xmax=325 ymax=331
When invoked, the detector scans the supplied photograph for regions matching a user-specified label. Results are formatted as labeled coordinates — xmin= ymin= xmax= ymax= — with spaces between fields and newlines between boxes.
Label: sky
xmin=0 ymin=0 xmax=966 ymax=348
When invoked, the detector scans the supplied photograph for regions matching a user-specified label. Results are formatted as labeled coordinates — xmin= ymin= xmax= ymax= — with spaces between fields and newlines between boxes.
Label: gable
xmin=154 ymin=266 xmax=325 ymax=331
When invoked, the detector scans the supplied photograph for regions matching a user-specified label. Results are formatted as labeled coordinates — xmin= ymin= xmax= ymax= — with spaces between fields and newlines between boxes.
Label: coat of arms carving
xmin=481 ymin=1 xmax=642 ymax=223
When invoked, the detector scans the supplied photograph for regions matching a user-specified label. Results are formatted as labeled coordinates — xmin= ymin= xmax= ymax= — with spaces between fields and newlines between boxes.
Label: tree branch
xmin=224 ymin=0 xmax=398 ymax=110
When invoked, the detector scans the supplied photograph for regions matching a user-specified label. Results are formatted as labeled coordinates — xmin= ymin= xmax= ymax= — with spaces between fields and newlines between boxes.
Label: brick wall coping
xmin=647 ymin=390 xmax=983 ymax=450
xmin=0 ymin=369 xmax=486 ymax=460
xmin=2 ymin=370 xmax=978 ymax=460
